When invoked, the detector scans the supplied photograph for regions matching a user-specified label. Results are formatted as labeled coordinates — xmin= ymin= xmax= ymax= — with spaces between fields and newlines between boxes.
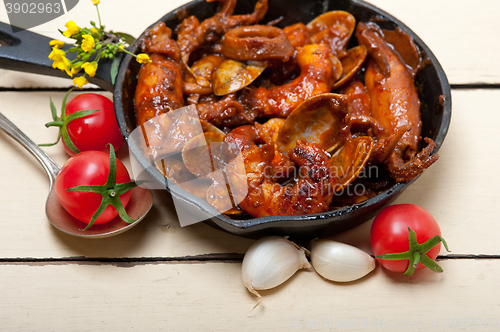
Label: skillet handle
xmin=0 ymin=21 xmax=113 ymax=92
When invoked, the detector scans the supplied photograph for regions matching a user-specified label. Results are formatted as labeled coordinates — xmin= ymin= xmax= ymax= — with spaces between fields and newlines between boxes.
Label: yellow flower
xmin=54 ymin=58 xmax=72 ymax=77
xmin=136 ymin=53 xmax=151 ymax=64
xmin=63 ymin=20 xmax=80 ymax=38
xmin=81 ymin=62 xmax=98 ymax=77
xmin=53 ymin=56 xmax=72 ymax=75
xmin=48 ymin=47 xmax=72 ymax=76
xmin=90 ymin=27 xmax=98 ymax=35
xmin=81 ymin=35 xmax=95 ymax=52
xmin=49 ymin=40 xmax=65 ymax=48
xmin=48 ymin=47 xmax=65 ymax=61
xmin=92 ymin=0 xmax=100 ymax=5
xmin=73 ymin=76 xmax=89 ymax=89
xmin=71 ymin=66 xmax=82 ymax=75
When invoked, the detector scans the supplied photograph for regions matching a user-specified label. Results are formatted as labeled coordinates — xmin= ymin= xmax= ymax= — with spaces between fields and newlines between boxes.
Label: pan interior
xmin=113 ymin=0 xmax=451 ymax=238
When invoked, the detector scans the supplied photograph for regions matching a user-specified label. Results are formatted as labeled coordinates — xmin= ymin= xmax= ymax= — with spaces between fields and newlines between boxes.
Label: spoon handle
xmin=0 ymin=112 xmax=61 ymax=187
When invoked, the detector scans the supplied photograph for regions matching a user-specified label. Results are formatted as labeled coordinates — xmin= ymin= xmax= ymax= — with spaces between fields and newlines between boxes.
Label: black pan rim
xmin=113 ymin=0 xmax=451 ymax=236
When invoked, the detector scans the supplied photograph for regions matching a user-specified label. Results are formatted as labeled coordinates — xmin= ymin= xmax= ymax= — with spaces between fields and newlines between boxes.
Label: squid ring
xmin=221 ymin=25 xmax=294 ymax=62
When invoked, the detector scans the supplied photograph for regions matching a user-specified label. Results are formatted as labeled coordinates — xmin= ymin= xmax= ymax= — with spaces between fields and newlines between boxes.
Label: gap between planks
xmin=0 ymin=254 xmax=498 ymax=267
xmin=0 ymin=253 xmax=245 ymax=267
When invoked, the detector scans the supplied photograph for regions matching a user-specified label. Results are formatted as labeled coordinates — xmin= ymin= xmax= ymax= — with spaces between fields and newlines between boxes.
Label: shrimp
xmin=283 ymin=22 xmax=310 ymax=48
xmin=256 ymin=118 xmax=295 ymax=180
xmin=196 ymin=93 xmax=246 ymax=126
xmin=252 ymin=43 xmax=337 ymax=118
xmin=223 ymin=125 xmax=336 ymax=217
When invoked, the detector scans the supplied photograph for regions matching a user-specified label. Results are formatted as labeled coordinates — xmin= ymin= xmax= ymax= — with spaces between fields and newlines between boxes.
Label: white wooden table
xmin=1 ymin=0 xmax=499 ymax=330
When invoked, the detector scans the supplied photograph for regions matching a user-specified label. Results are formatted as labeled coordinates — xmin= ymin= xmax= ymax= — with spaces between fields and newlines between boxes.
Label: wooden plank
xmin=1 ymin=0 xmax=499 ymax=87
xmin=1 ymin=259 xmax=499 ymax=331
xmin=0 ymin=89 xmax=499 ymax=258
xmin=365 ymin=0 xmax=500 ymax=85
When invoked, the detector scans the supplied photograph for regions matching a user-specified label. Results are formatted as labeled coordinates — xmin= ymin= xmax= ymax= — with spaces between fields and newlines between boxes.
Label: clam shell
xmin=276 ymin=93 xmax=350 ymax=155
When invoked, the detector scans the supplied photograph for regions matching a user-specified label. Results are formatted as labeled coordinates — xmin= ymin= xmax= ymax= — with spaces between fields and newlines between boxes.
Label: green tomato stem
xmin=376 ymin=227 xmax=450 ymax=276
xmin=40 ymin=89 xmax=101 ymax=153
xmin=65 ymin=144 xmax=139 ymax=231
xmin=413 ymin=251 xmax=421 ymax=268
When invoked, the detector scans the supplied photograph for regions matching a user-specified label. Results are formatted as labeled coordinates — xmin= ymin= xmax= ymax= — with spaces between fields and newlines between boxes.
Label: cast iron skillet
xmin=0 ymin=0 xmax=451 ymax=239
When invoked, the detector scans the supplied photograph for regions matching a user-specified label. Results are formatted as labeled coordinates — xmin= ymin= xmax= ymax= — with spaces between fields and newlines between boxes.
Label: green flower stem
xmin=119 ymin=48 xmax=136 ymax=57
xmin=95 ymin=4 xmax=103 ymax=64
xmin=96 ymin=4 xmax=102 ymax=34
xmin=117 ymin=47 xmax=147 ymax=63
xmin=66 ymin=144 xmax=139 ymax=231
xmin=375 ymin=227 xmax=450 ymax=276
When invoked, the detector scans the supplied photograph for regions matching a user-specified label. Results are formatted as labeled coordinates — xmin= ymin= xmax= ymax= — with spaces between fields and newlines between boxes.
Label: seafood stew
xmin=114 ymin=0 xmax=451 ymax=238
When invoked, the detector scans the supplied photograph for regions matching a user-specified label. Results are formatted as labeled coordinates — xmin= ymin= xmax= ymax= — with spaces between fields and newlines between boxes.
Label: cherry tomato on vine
xmin=41 ymin=92 xmax=125 ymax=156
xmin=370 ymin=204 xmax=449 ymax=276
xmin=55 ymin=147 xmax=137 ymax=229
xmin=63 ymin=93 xmax=124 ymax=156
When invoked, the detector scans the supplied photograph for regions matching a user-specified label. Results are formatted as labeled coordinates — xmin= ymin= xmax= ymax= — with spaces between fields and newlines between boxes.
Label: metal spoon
xmin=0 ymin=111 xmax=154 ymax=238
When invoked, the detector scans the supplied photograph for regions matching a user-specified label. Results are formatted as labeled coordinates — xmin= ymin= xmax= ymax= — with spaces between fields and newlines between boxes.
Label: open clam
xmin=190 ymin=55 xmax=224 ymax=86
xmin=182 ymin=132 xmax=245 ymax=214
xmin=306 ymin=11 xmax=356 ymax=57
xmin=276 ymin=93 xmax=375 ymax=191
xmin=136 ymin=106 xmax=232 ymax=203
xmin=155 ymin=156 xmax=213 ymax=199
xmin=276 ymin=93 xmax=351 ymax=154
xmin=330 ymin=54 xmax=344 ymax=83
xmin=139 ymin=105 xmax=204 ymax=161
xmin=330 ymin=136 xmax=374 ymax=192
xmin=213 ymin=60 xmax=267 ymax=96
xmin=184 ymin=54 xmax=224 ymax=89
xmin=332 ymin=45 xmax=368 ymax=90
xmin=182 ymin=132 xmax=226 ymax=178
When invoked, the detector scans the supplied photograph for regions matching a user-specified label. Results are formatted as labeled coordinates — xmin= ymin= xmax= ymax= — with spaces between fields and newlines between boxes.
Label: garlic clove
xmin=310 ymin=239 xmax=376 ymax=282
xmin=242 ymin=236 xmax=311 ymax=306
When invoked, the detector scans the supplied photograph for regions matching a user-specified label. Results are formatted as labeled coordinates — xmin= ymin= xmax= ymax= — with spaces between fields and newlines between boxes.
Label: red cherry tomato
xmin=55 ymin=151 xmax=131 ymax=225
xmin=63 ymin=93 xmax=124 ymax=156
xmin=370 ymin=204 xmax=443 ymax=274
